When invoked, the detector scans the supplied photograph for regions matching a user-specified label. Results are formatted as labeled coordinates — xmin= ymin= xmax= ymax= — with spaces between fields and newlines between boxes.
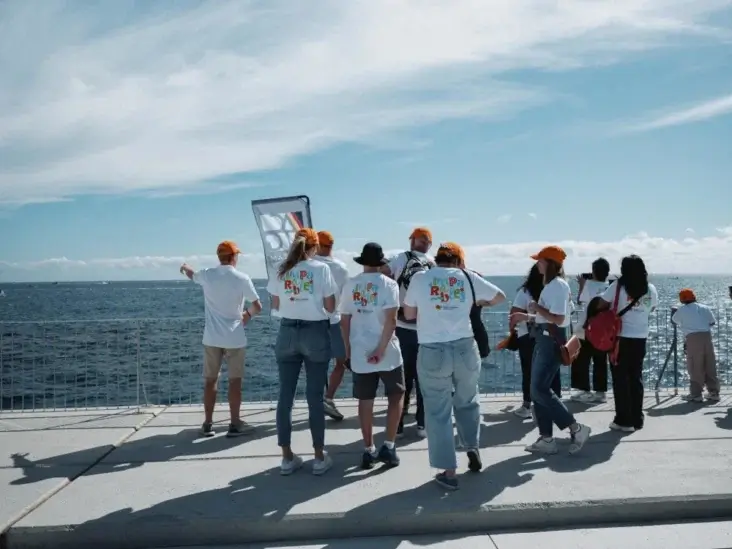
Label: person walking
xmin=403 ymin=242 xmax=505 ymax=490
xmin=672 ymin=288 xmax=720 ymax=402
xmin=510 ymin=246 xmax=591 ymax=456
xmin=267 ymin=228 xmax=338 ymax=476
xmin=571 ymin=258 xmax=611 ymax=403
xmin=340 ymin=242 xmax=404 ymax=469
xmin=384 ymin=227 xmax=435 ymax=438
xmin=315 ymin=230 xmax=351 ymax=421
xmin=597 ymin=255 xmax=658 ymax=432
xmin=511 ymin=263 xmax=561 ymax=419
xmin=179 ymin=240 xmax=262 ymax=437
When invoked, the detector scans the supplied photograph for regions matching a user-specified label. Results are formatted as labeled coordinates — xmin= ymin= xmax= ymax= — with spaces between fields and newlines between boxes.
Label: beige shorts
xmin=203 ymin=346 xmax=245 ymax=379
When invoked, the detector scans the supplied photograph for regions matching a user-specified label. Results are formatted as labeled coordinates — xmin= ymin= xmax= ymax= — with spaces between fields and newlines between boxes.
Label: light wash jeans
xmin=417 ymin=337 xmax=481 ymax=470
xmin=275 ymin=319 xmax=331 ymax=449
xmin=531 ymin=328 xmax=575 ymax=437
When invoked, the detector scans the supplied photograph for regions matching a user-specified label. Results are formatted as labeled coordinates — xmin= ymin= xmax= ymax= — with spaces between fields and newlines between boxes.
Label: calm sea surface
xmin=1 ymin=275 xmax=731 ymax=410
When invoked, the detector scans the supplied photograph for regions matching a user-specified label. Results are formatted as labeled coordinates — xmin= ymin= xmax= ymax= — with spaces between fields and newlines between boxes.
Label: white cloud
xmin=528 ymin=213 xmax=538 ymax=220
xmin=623 ymin=93 xmax=732 ymax=133
xmin=5 ymin=226 xmax=732 ymax=280
xmin=496 ymin=214 xmax=512 ymax=224
xmin=686 ymin=227 xmax=695 ymax=233
xmin=1 ymin=1 xmax=730 ymax=205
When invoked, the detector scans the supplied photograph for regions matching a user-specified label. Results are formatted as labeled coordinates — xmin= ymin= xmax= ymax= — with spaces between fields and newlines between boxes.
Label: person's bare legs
xmin=358 ymin=399 xmax=375 ymax=448
xmin=325 ymin=359 xmax=346 ymax=400
xmin=204 ymin=378 xmax=217 ymax=424
xmin=228 ymin=378 xmax=242 ymax=423
xmin=385 ymin=393 xmax=403 ymax=442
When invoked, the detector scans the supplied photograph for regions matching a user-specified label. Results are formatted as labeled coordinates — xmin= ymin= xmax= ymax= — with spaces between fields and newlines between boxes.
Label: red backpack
xmin=585 ymin=284 xmax=641 ymax=357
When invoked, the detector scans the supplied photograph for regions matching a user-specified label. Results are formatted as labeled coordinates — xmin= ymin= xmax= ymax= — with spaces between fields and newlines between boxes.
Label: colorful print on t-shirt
xmin=351 ymin=281 xmax=379 ymax=311
xmin=283 ymin=269 xmax=314 ymax=301
xmin=429 ymin=276 xmax=466 ymax=310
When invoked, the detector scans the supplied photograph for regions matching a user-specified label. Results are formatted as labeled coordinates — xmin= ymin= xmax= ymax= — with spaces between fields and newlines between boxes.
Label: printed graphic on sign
xmin=429 ymin=276 xmax=466 ymax=310
xmin=283 ymin=269 xmax=314 ymax=301
xmin=352 ymin=282 xmax=379 ymax=311
xmin=258 ymin=210 xmax=305 ymax=274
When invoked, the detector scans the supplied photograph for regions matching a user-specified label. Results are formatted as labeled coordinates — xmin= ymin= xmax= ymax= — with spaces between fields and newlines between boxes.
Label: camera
xmin=581 ymin=273 xmax=593 ymax=280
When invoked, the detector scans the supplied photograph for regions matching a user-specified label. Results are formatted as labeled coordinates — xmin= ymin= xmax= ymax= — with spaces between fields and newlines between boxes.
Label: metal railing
xmin=1 ymin=308 xmax=731 ymax=411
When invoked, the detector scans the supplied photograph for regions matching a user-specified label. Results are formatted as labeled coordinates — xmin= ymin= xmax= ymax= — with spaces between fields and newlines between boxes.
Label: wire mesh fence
xmin=2 ymin=308 xmax=731 ymax=411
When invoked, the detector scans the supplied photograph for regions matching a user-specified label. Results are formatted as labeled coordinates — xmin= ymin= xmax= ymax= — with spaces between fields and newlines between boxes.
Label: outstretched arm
xmin=180 ymin=264 xmax=194 ymax=280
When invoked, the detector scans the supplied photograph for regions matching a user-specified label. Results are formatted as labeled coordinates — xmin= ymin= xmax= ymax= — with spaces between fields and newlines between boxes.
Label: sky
xmin=1 ymin=0 xmax=732 ymax=282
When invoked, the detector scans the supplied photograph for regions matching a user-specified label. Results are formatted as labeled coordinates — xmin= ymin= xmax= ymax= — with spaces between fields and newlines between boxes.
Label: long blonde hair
xmin=278 ymin=229 xmax=319 ymax=278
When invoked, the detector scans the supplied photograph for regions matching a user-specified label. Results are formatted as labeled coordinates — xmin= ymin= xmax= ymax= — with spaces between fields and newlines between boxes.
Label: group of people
xmin=179 ymin=227 xmax=721 ymax=490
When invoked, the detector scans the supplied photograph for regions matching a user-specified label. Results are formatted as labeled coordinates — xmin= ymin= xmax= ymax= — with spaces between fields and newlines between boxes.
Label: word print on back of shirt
xmin=284 ymin=270 xmax=314 ymax=301
xmin=352 ymin=282 xmax=379 ymax=312
xmin=429 ymin=276 xmax=466 ymax=310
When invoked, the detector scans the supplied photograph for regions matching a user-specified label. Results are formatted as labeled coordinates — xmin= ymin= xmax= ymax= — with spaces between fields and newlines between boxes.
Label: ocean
xmin=1 ymin=275 xmax=731 ymax=410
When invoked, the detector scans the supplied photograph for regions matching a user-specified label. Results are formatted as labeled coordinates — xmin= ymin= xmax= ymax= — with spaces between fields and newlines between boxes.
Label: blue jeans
xmin=531 ymin=330 xmax=575 ymax=437
xmin=275 ymin=319 xmax=331 ymax=449
xmin=417 ymin=337 xmax=481 ymax=470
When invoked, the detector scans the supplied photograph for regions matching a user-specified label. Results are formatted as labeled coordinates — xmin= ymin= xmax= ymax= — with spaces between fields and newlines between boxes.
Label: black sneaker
xmin=377 ymin=445 xmax=400 ymax=467
xmin=361 ymin=450 xmax=377 ymax=470
xmin=467 ymin=449 xmax=482 ymax=472
xmin=226 ymin=421 xmax=254 ymax=438
xmin=200 ymin=422 xmax=215 ymax=437
xmin=434 ymin=472 xmax=459 ymax=490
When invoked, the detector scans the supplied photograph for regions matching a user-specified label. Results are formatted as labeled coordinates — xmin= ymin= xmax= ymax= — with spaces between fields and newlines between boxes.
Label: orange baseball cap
xmin=296 ymin=228 xmax=319 ymax=246
xmin=317 ymin=230 xmax=334 ymax=247
xmin=530 ymin=245 xmax=566 ymax=265
xmin=436 ymin=242 xmax=465 ymax=262
xmin=217 ymin=240 xmax=241 ymax=255
xmin=410 ymin=227 xmax=432 ymax=242
xmin=679 ymin=288 xmax=696 ymax=303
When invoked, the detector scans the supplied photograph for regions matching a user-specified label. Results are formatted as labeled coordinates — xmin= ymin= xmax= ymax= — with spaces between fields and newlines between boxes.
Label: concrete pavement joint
xmin=5 ymin=493 xmax=732 ymax=549
xmin=0 ymin=406 xmax=169 ymax=541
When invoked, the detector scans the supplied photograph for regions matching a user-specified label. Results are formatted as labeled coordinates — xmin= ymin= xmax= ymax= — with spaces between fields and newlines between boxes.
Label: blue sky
xmin=1 ymin=0 xmax=732 ymax=282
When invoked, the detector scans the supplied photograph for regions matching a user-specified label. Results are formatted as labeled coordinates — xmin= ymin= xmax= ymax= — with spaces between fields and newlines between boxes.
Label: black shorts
xmin=352 ymin=366 xmax=406 ymax=400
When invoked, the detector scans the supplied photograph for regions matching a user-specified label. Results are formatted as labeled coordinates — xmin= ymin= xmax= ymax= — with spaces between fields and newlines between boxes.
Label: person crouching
xmin=673 ymin=289 xmax=720 ymax=402
xmin=339 ymin=243 xmax=405 ymax=469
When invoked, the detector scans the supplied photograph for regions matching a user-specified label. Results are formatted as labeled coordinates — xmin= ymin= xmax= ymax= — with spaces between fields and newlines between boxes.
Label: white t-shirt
xmin=576 ymin=279 xmax=610 ymax=338
xmin=338 ymin=273 xmax=402 ymax=373
xmin=403 ymin=267 xmax=502 ymax=344
xmin=387 ymin=250 xmax=434 ymax=331
xmin=266 ymin=259 xmax=338 ymax=321
xmin=192 ymin=265 xmax=260 ymax=348
xmin=672 ymin=302 xmax=716 ymax=337
xmin=316 ymin=255 xmax=350 ymax=324
xmin=512 ymin=288 xmax=534 ymax=337
xmin=536 ymin=277 xmax=572 ymax=328
xmin=600 ymin=281 xmax=659 ymax=339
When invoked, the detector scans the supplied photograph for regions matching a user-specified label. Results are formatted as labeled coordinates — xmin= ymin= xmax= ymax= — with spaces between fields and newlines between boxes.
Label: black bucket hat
xmin=354 ymin=242 xmax=388 ymax=267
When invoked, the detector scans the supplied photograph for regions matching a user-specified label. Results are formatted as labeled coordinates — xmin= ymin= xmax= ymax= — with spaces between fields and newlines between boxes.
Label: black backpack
xmin=397 ymin=251 xmax=434 ymax=323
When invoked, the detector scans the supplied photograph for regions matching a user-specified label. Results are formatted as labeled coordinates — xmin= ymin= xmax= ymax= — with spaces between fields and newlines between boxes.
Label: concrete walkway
xmin=1 ymin=393 xmax=731 ymax=549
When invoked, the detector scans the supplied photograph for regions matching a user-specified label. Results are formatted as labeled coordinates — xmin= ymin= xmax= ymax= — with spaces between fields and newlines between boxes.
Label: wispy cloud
xmin=528 ymin=212 xmax=538 ymax=220
xmin=5 ymin=226 xmax=732 ymax=279
xmin=623 ymin=93 xmax=732 ymax=133
xmin=685 ymin=227 xmax=695 ymax=234
xmin=496 ymin=214 xmax=512 ymax=224
xmin=1 ymin=1 xmax=730 ymax=205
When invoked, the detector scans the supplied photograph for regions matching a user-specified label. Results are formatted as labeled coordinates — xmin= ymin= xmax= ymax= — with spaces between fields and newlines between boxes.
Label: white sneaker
xmin=416 ymin=426 xmax=427 ymax=439
xmin=681 ymin=393 xmax=703 ymax=402
xmin=525 ymin=437 xmax=558 ymax=455
xmin=280 ymin=454 xmax=303 ymax=476
xmin=514 ymin=405 xmax=532 ymax=419
xmin=593 ymin=392 xmax=607 ymax=403
xmin=571 ymin=391 xmax=593 ymax=402
xmin=312 ymin=452 xmax=333 ymax=476
xmin=609 ymin=422 xmax=635 ymax=433
xmin=705 ymin=393 xmax=721 ymax=402
xmin=569 ymin=424 xmax=591 ymax=455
